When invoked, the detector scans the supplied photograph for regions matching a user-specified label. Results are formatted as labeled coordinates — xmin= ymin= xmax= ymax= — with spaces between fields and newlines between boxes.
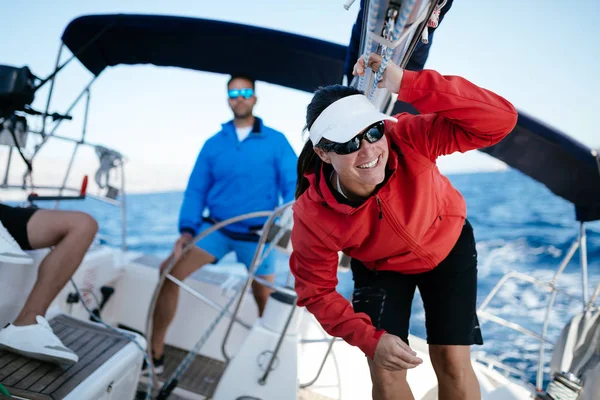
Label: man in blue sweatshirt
xmin=149 ymin=74 xmax=297 ymax=374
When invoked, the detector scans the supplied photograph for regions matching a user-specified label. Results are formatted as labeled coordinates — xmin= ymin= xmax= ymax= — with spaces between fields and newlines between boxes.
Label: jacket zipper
xmin=376 ymin=195 xmax=434 ymax=266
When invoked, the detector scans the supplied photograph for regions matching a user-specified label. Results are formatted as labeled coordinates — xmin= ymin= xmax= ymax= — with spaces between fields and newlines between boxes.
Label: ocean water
xmin=28 ymin=169 xmax=600 ymax=387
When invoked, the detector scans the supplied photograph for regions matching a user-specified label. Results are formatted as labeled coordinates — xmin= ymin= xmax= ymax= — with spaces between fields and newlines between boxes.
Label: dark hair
xmin=227 ymin=74 xmax=256 ymax=90
xmin=295 ymin=84 xmax=363 ymax=199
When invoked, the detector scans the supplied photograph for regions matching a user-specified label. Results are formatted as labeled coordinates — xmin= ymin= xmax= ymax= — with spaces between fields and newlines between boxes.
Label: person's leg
xmin=0 ymin=207 xmax=97 ymax=365
xmin=429 ymin=345 xmax=480 ymax=400
xmin=151 ymin=247 xmax=217 ymax=359
xmin=0 ymin=203 xmax=35 ymax=264
xmin=151 ymin=223 xmax=228 ymax=360
xmin=417 ymin=220 xmax=482 ymax=400
xmin=350 ymin=258 xmax=417 ymax=399
xmin=367 ymin=359 xmax=414 ymax=400
xmin=15 ymin=209 xmax=98 ymax=326
xmin=251 ymin=274 xmax=274 ymax=316
xmin=233 ymin=240 xmax=277 ymax=316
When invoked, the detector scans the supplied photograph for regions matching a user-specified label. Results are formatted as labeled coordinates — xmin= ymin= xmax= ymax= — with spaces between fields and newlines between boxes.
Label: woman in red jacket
xmin=290 ymin=53 xmax=518 ymax=400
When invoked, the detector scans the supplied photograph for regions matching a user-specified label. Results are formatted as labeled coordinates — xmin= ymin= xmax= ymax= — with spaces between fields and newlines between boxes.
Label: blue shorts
xmin=196 ymin=222 xmax=276 ymax=276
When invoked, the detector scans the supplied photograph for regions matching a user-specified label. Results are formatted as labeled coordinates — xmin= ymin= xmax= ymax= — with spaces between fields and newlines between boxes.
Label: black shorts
xmin=351 ymin=219 xmax=483 ymax=346
xmin=0 ymin=203 xmax=37 ymax=250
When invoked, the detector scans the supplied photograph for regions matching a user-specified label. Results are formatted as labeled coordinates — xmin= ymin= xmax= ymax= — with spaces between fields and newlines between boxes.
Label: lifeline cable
xmin=368 ymin=0 xmax=417 ymax=99
xmin=156 ymin=288 xmax=239 ymax=400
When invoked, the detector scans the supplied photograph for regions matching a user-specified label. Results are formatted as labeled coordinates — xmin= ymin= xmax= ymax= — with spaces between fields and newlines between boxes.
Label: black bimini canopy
xmin=61 ymin=13 xmax=600 ymax=222
xmin=61 ymin=14 xmax=347 ymax=93
xmin=392 ymin=101 xmax=600 ymax=222
xmin=481 ymin=112 xmax=600 ymax=222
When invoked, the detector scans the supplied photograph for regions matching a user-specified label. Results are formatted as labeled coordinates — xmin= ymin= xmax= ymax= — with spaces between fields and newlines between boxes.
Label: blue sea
xmin=34 ymin=169 xmax=600 ymax=387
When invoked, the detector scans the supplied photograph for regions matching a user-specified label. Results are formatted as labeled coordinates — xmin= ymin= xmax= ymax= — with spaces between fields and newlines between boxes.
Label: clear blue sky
xmin=1 ymin=0 xmax=598 ymax=193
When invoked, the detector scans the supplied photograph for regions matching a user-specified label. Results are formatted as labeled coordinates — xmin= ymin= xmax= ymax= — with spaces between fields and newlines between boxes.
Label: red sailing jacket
xmin=290 ymin=69 xmax=518 ymax=359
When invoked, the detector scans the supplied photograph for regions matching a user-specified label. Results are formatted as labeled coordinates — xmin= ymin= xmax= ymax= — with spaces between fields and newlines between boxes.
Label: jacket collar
xmin=221 ymin=116 xmax=264 ymax=137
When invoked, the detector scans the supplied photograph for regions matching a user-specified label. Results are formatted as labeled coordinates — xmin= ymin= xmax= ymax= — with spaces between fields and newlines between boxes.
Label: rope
xmin=427 ymin=0 xmax=447 ymax=28
xmin=368 ymin=0 xmax=417 ymax=99
xmin=358 ymin=0 xmax=382 ymax=92
xmin=546 ymin=379 xmax=580 ymax=400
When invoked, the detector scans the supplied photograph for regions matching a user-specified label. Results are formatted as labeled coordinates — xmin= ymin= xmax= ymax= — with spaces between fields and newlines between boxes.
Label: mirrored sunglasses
xmin=228 ymin=88 xmax=254 ymax=99
xmin=317 ymin=121 xmax=385 ymax=155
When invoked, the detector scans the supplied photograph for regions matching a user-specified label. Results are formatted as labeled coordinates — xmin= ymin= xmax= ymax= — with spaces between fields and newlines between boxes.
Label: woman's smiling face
xmin=315 ymin=126 xmax=389 ymax=198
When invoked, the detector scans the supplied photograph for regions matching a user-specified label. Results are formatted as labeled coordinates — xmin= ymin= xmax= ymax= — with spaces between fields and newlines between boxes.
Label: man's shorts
xmin=196 ymin=222 xmax=277 ymax=276
xmin=351 ymin=219 xmax=483 ymax=346
xmin=0 ymin=204 xmax=37 ymax=250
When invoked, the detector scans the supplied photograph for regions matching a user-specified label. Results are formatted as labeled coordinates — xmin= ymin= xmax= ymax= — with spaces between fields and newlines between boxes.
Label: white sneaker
xmin=0 ymin=221 xmax=32 ymax=264
xmin=0 ymin=315 xmax=78 ymax=365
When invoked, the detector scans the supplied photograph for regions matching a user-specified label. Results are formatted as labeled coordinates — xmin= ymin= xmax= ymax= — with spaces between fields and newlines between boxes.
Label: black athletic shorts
xmin=351 ymin=219 xmax=483 ymax=346
xmin=0 ymin=203 xmax=38 ymax=250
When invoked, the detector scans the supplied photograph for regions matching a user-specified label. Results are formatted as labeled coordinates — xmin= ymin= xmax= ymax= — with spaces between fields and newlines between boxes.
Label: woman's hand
xmin=373 ymin=333 xmax=423 ymax=371
xmin=352 ymin=52 xmax=404 ymax=94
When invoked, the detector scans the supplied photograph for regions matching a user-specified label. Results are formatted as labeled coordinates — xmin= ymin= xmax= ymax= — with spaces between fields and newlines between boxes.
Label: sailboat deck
xmin=0 ymin=315 xmax=130 ymax=399
xmin=159 ymin=345 xmax=226 ymax=397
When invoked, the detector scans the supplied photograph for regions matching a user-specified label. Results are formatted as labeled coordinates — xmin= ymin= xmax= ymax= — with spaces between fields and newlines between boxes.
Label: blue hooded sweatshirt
xmin=178 ymin=117 xmax=297 ymax=237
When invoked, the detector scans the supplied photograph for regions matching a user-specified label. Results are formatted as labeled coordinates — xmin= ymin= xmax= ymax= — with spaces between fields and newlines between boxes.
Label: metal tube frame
xmin=54 ymin=142 xmax=80 ymax=209
xmin=32 ymin=76 xmax=98 ymax=158
xmin=221 ymin=202 xmax=296 ymax=362
xmin=476 ymin=222 xmax=596 ymax=391
xmin=2 ymin=147 xmax=13 ymax=186
xmin=119 ymin=159 xmax=127 ymax=251
xmin=220 ymin=202 xmax=296 ymax=362
xmin=40 ymin=44 xmax=63 ymax=140
xmin=580 ymin=223 xmax=589 ymax=306
xmin=1 ymin=184 xmax=121 ymax=207
xmin=589 ymin=282 xmax=600 ymax=309
xmin=145 ymin=210 xmax=276 ymax=366
xmin=299 ymin=337 xmax=337 ymax=388
xmin=6 ymin=40 xmax=129 ymax=244
xmin=371 ymin=0 xmax=437 ymax=113
xmin=144 ymin=205 xmax=300 ymax=386
xmin=258 ymin=304 xmax=296 ymax=385
xmin=396 ymin=0 xmax=438 ymax=69
xmin=165 ymin=274 xmax=252 ymax=330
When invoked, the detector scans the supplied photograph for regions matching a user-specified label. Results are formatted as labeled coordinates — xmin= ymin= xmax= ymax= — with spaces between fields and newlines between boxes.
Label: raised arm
xmin=393 ymin=69 xmax=518 ymax=161
xmin=353 ymin=53 xmax=518 ymax=162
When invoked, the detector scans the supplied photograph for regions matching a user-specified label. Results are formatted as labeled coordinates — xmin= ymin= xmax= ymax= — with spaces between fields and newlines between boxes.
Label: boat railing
xmin=2 ymin=39 xmax=128 ymax=249
xmin=145 ymin=203 xmax=298 ymax=392
xmin=1 ymin=63 xmax=127 ymax=251
xmin=474 ymin=353 xmax=531 ymax=383
xmin=476 ymin=221 xmax=599 ymax=391
xmin=218 ymin=203 xmax=296 ymax=372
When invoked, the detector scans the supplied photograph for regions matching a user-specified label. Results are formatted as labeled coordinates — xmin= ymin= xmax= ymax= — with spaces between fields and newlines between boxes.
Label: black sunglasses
xmin=317 ymin=121 xmax=385 ymax=155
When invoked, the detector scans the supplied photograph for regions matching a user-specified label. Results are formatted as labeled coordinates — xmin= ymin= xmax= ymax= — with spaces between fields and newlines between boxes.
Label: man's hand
xmin=173 ymin=233 xmax=193 ymax=260
xmin=373 ymin=333 xmax=423 ymax=371
xmin=353 ymin=52 xmax=404 ymax=94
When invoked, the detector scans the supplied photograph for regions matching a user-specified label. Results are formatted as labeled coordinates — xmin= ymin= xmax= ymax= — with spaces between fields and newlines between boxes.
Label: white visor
xmin=308 ymin=94 xmax=397 ymax=146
